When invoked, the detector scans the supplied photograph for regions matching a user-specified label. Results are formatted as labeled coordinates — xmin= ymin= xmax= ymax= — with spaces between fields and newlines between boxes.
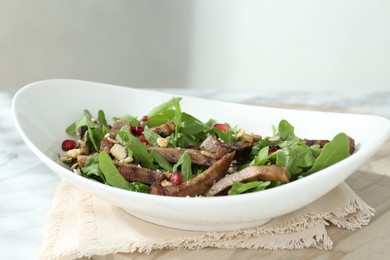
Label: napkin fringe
xmin=41 ymin=182 xmax=80 ymax=260
xmin=323 ymin=199 xmax=375 ymax=230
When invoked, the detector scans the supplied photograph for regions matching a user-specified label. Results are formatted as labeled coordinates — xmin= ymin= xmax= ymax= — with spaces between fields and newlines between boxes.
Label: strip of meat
xmin=77 ymin=155 xmax=167 ymax=185
xmin=303 ymin=136 xmax=356 ymax=155
xmin=199 ymin=136 xmax=232 ymax=159
xmin=200 ymin=135 xmax=261 ymax=159
xmin=205 ymin=165 xmax=290 ymax=196
xmin=147 ymin=147 xmax=218 ymax=166
xmin=100 ymin=138 xmax=114 ymax=154
xmin=150 ymin=152 xmax=235 ymax=197
xmin=108 ymin=120 xmax=128 ymax=139
xmin=113 ymin=162 xmax=167 ymax=184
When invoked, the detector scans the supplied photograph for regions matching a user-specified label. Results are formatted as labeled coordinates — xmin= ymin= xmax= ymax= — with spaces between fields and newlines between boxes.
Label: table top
xmin=1 ymin=89 xmax=389 ymax=259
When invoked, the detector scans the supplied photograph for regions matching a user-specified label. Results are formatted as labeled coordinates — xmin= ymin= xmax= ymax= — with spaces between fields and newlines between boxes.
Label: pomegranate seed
xmin=140 ymin=115 xmax=149 ymax=123
xmin=62 ymin=139 xmax=77 ymax=151
xmin=268 ymin=146 xmax=280 ymax=154
xmin=169 ymin=172 xmax=182 ymax=185
xmin=139 ymin=134 xmax=149 ymax=145
xmin=131 ymin=125 xmax=144 ymax=136
xmin=214 ymin=123 xmax=230 ymax=133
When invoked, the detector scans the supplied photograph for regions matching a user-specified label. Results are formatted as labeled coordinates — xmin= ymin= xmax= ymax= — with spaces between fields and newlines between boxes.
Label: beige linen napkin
xmin=41 ymin=181 xmax=374 ymax=259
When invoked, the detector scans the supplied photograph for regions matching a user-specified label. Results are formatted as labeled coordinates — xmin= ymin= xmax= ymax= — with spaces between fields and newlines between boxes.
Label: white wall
xmin=1 ymin=0 xmax=389 ymax=91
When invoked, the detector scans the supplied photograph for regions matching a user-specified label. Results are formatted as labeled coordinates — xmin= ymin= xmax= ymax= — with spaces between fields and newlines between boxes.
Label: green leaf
xmin=151 ymin=150 xmax=173 ymax=172
xmin=65 ymin=109 xmax=100 ymax=136
xmin=277 ymin=120 xmax=299 ymax=141
xmin=80 ymin=153 xmax=105 ymax=182
xmin=250 ymin=146 xmax=271 ymax=166
xmin=303 ymin=133 xmax=350 ymax=176
xmin=98 ymin=110 xmax=109 ymax=134
xmin=228 ymin=181 xmax=271 ymax=195
xmin=214 ymin=127 xmax=234 ymax=144
xmin=148 ymin=97 xmax=182 ymax=117
xmin=180 ymin=112 xmax=211 ymax=135
xmin=172 ymin=151 xmax=192 ymax=182
xmin=142 ymin=126 xmax=161 ymax=147
xmin=85 ymin=127 xmax=105 ymax=152
xmin=275 ymin=144 xmax=316 ymax=176
xmin=98 ymin=151 xmax=133 ymax=190
xmin=127 ymin=182 xmax=150 ymax=193
xmin=113 ymin=115 xmax=139 ymax=127
xmin=116 ymin=126 xmax=156 ymax=169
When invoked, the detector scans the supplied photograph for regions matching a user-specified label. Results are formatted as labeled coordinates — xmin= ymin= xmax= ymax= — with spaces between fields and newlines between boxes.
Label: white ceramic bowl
xmin=12 ymin=79 xmax=390 ymax=231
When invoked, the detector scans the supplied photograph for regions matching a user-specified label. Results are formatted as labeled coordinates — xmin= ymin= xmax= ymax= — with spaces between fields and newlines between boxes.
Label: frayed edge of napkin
xmin=40 ymin=182 xmax=375 ymax=259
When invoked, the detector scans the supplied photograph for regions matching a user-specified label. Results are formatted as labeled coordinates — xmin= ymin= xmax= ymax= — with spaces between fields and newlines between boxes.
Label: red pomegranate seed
xmin=140 ymin=115 xmax=149 ymax=123
xmin=214 ymin=123 xmax=230 ymax=133
xmin=268 ymin=146 xmax=280 ymax=154
xmin=139 ymin=134 xmax=149 ymax=145
xmin=169 ymin=172 xmax=182 ymax=185
xmin=62 ymin=139 xmax=77 ymax=151
xmin=131 ymin=125 xmax=144 ymax=136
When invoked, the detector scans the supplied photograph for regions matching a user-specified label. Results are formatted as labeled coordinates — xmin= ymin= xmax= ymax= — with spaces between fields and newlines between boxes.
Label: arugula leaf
xmin=116 ymin=126 xmax=156 ymax=169
xmin=98 ymin=151 xmax=150 ymax=192
xmin=302 ymin=133 xmax=350 ymax=176
xmin=127 ymin=182 xmax=150 ymax=193
xmin=213 ymin=127 xmax=234 ymax=144
xmin=142 ymin=126 xmax=161 ymax=147
xmin=80 ymin=153 xmax=105 ymax=182
xmin=148 ymin=97 xmax=182 ymax=117
xmin=151 ymin=150 xmax=173 ymax=172
xmin=228 ymin=181 xmax=271 ymax=195
xmin=97 ymin=110 xmax=109 ymax=135
xmin=113 ymin=115 xmax=139 ymax=126
xmin=249 ymin=146 xmax=271 ymax=166
xmin=146 ymin=110 xmax=175 ymax=128
xmin=66 ymin=109 xmax=100 ymax=136
xmin=277 ymin=119 xmax=299 ymax=142
xmin=172 ymin=151 xmax=192 ymax=182
xmin=180 ymin=113 xmax=211 ymax=135
xmin=98 ymin=151 xmax=133 ymax=190
xmin=275 ymin=144 xmax=316 ymax=176
xmin=84 ymin=127 xmax=105 ymax=152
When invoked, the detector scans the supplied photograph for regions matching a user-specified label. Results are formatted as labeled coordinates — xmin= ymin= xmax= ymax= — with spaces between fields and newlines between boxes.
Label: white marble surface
xmin=1 ymin=89 xmax=390 ymax=260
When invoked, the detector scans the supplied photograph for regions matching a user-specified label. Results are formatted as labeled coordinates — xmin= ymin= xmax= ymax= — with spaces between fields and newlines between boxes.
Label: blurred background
xmin=1 ymin=0 xmax=389 ymax=92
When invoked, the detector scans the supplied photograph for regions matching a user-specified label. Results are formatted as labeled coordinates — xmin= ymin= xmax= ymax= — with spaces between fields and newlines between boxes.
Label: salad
xmin=59 ymin=97 xmax=355 ymax=197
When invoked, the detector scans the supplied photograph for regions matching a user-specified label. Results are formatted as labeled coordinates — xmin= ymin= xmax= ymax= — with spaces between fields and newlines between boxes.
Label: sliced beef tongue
xmin=147 ymin=147 xmax=219 ymax=166
xmin=150 ymin=152 xmax=235 ymax=197
xmin=205 ymin=165 xmax=291 ymax=196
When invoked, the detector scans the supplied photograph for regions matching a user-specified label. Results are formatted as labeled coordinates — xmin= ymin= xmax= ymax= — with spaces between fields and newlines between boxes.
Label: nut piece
xmin=269 ymin=135 xmax=281 ymax=142
xmin=156 ymin=137 xmax=169 ymax=148
xmin=110 ymin=143 xmax=127 ymax=161
xmin=65 ymin=148 xmax=81 ymax=159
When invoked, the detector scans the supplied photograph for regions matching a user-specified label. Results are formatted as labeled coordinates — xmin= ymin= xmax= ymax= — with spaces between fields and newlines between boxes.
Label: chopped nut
xmin=73 ymin=168 xmax=81 ymax=175
xmin=200 ymin=150 xmax=214 ymax=158
xmin=161 ymin=179 xmax=173 ymax=187
xmin=66 ymin=148 xmax=81 ymax=158
xmin=269 ymin=135 xmax=281 ymax=142
xmin=110 ymin=143 xmax=127 ymax=161
xmin=107 ymin=137 xmax=119 ymax=144
xmin=123 ymin=156 xmax=133 ymax=164
xmin=157 ymin=137 xmax=169 ymax=148
xmin=236 ymin=129 xmax=245 ymax=138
